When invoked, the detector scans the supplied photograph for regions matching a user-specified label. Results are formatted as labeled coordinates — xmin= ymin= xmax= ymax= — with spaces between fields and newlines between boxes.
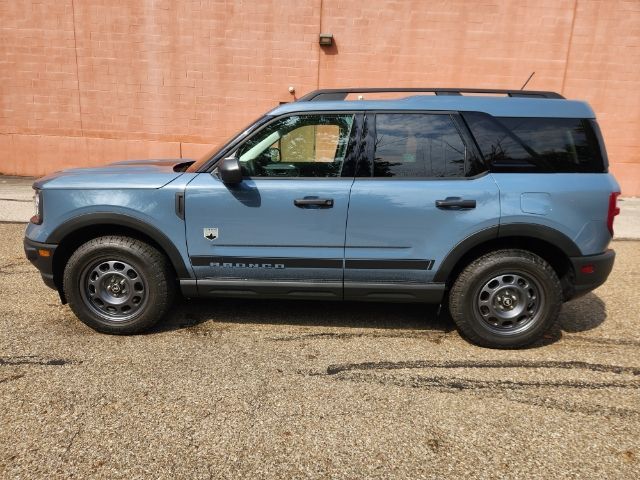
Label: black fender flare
xmin=497 ymin=223 xmax=581 ymax=256
xmin=433 ymin=223 xmax=581 ymax=283
xmin=47 ymin=212 xmax=191 ymax=278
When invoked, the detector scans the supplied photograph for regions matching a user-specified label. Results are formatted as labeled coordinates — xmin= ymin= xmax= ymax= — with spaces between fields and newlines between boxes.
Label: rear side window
xmin=373 ymin=114 xmax=467 ymax=178
xmin=462 ymin=112 xmax=605 ymax=173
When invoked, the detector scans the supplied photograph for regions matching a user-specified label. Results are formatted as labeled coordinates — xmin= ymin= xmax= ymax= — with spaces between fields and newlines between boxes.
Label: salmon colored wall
xmin=1 ymin=0 xmax=639 ymax=195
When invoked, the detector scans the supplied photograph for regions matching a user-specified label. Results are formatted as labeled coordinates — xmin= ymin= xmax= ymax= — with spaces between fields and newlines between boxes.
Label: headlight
xmin=31 ymin=189 xmax=43 ymax=225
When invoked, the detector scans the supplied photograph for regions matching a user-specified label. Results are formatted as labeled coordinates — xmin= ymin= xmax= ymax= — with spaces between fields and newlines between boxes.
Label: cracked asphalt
xmin=1 ymin=223 xmax=639 ymax=479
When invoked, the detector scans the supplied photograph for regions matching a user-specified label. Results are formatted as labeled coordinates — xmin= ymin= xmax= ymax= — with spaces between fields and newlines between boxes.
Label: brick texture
xmin=1 ymin=0 xmax=639 ymax=194
xmin=0 ymin=0 xmax=82 ymax=137
xmin=318 ymin=0 xmax=575 ymax=90
xmin=562 ymin=0 xmax=640 ymax=196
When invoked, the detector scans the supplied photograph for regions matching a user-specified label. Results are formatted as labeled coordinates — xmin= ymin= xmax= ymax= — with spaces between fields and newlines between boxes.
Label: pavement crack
xmin=326 ymin=359 xmax=640 ymax=376
xmin=62 ymin=412 xmax=86 ymax=460
xmin=271 ymin=331 xmax=448 ymax=343
xmin=334 ymin=372 xmax=640 ymax=392
xmin=502 ymin=392 xmax=640 ymax=419
xmin=63 ymin=427 xmax=81 ymax=457
xmin=0 ymin=355 xmax=77 ymax=366
xmin=563 ymin=335 xmax=640 ymax=348
xmin=0 ymin=260 xmax=31 ymax=275
xmin=331 ymin=372 xmax=640 ymax=419
xmin=0 ymin=373 xmax=25 ymax=384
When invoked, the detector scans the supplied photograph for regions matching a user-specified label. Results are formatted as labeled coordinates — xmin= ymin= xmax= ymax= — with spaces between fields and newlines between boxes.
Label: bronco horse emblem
xmin=203 ymin=227 xmax=218 ymax=241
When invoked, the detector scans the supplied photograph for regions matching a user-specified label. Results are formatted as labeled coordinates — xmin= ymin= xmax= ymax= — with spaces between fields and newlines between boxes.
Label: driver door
xmin=184 ymin=112 xmax=362 ymax=299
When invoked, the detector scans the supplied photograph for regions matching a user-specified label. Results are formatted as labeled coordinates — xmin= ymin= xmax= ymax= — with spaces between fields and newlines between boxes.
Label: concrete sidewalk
xmin=1 ymin=175 xmax=639 ymax=239
xmin=617 ymin=197 xmax=640 ymax=239
xmin=0 ymin=176 xmax=34 ymax=223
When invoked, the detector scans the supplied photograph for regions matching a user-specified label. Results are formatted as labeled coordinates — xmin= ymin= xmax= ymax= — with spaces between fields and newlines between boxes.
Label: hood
xmin=34 ymin=158 xmax=195 ymax=190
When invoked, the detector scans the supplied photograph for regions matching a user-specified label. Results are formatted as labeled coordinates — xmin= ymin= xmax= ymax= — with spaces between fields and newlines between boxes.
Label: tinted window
xmin=236 ymin=114 xmax=354 ymax=178
xmin=462 ymin=112 xmax=604 ymax=173
xmin=460 ymin=112 xmax=532 ymax=168
xmin=498 ymin=117 xmax=602 ymax=171
xmin=374 ymin=114 xmax=467 ymax=178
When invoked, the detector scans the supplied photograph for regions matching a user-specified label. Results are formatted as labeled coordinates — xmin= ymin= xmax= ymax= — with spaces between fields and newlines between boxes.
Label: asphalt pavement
xmin=1 ymin=222 xmax=639 ymax=478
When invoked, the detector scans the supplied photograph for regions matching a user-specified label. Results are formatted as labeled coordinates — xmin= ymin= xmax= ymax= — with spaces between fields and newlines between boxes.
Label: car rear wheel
xmin=63 ymin=236 xmax=175 ymax=334
xmin=449 ymin=249 xmax=562 ymax=349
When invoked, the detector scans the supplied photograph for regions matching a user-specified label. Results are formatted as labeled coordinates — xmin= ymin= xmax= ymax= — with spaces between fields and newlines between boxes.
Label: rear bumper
xmin=568 ymin=249 xmax=615 ymax=299
xmin=24 ymin=237 xmax=57 ymax=290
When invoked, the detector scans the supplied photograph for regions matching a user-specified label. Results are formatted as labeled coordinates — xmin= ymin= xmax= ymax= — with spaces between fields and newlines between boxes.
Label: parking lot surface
xmin=1 ymin=223 xmax=639 ymax=479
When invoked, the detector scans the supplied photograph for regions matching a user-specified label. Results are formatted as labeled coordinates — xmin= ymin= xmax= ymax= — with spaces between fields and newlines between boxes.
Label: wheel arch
xmin=49 ymin=213 xmax=191 ymax=302
xmin=435 ymin=224 xmax=580 ymax=299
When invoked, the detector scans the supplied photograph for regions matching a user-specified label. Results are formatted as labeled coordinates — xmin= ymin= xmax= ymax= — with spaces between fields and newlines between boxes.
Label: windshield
xmin=186 ymin=115 xmax=271 ymax=172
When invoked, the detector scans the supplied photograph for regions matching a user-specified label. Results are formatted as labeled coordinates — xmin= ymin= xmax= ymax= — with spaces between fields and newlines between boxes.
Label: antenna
xmin=520 ymin=71 xmax=535 ymax=90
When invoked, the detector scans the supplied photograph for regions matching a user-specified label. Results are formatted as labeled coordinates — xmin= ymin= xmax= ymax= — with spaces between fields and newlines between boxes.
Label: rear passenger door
xmin=344 ymin=111 xmax=501 ymax=301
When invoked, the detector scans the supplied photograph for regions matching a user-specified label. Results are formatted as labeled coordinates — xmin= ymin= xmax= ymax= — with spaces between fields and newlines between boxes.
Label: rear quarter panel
xmin=492 ymin=173 xmax=620 ymax=255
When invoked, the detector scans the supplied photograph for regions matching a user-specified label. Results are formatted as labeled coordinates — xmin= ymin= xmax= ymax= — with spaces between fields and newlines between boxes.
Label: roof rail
xmin=297 ymin=88 xmax=565 ymax=101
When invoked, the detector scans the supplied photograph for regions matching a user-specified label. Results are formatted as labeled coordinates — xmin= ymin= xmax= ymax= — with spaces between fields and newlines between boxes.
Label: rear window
xmin=462 ymin=112 xmax=605 ymax=173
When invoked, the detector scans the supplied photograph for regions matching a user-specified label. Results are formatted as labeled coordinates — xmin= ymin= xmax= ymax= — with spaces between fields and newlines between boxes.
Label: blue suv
xmin=24 ymin=88 xmax=620 ymax=348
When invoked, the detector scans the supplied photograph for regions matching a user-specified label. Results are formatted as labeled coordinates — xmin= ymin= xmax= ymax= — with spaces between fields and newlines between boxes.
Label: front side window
xmin=186 ymin=115 xmax=270 ymax=173
xmin=235 ymin=114 xmax=354 ymax=178
xmin=373 ymin=114 xmax=467 ymax=178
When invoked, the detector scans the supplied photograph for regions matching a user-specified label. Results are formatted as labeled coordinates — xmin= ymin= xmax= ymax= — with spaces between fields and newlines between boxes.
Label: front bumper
xmin=24 ymin=237 xmax=58 ymax=290
xmin=568 ymin=249 xmax=615 ymax=299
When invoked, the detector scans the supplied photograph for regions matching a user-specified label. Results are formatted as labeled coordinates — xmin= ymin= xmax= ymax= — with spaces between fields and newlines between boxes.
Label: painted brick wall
xmin=1 ymin=0 xmax=639 ymax=195
xmin=561 ymin=0 xmax=640 ymax=195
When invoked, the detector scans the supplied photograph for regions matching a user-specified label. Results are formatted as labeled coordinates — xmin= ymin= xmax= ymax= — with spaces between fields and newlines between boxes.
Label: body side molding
xmin=344 ymin=282 xmax=445 ymax=303
xmin=191 ymin=256 xmax=436 ymax=270
xmin=180 ymin=279 xmax=445 ymax=303
xmin=183 ymin=279 xmax=343 ymax=300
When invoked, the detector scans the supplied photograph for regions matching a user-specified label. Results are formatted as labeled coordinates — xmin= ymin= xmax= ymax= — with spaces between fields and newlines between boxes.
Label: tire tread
xmin=449 ymin=249 xmax=562 ymax=349
xmin=63 ymin=235 xmax=174 ymax=334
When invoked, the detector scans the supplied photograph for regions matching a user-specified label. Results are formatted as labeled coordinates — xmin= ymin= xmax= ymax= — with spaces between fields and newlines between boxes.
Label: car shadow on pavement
xmin=559 ymin=292 xmax=607 ymax=333
xmin=154 ymin=292 xmax=607 ymax=342
xmin=539 ymin=292 xmax=607 ymax=345
xmin=156 ymin=297 xmax=455 ymax=334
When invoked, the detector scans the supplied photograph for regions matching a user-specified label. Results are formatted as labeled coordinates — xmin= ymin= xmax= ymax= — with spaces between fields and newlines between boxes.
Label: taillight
xmin=607 ymin=191 xmax=620 ymax=236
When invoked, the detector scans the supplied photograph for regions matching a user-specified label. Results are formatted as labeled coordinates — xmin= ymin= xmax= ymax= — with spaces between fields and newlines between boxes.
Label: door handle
xmin=435 ymin=197 xmax=476 ymax=209
xmin=294 ymin=197 xmax=334 ymax=208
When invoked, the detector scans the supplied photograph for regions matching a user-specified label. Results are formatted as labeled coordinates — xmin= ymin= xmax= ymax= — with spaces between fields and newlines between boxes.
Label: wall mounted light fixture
xmin=319 ymin=33 xmax=333 ymax=46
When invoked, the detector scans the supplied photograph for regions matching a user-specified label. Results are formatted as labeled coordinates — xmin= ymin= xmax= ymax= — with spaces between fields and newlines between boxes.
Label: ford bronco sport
xmin=24 ymin=88 xmax=620 ymax=348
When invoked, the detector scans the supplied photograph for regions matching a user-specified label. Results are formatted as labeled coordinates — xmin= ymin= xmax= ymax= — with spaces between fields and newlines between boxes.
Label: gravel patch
xmin=1 ymin=224 xmax=639 ymax=478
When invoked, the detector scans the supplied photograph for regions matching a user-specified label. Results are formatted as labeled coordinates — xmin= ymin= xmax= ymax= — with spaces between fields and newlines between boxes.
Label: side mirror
xmin=218 ymin=157 xmax=243 ymax=184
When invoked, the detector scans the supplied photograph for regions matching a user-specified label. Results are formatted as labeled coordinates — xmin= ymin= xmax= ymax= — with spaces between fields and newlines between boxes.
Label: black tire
xmin=63 ymin=236 xmax=175 ymax=334
xmin=448 ymin=249 xmax=562 ymax=349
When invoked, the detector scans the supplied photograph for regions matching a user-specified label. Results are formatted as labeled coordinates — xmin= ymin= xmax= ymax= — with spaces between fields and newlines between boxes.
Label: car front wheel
xmin=63 ymin=236 xmax=175 ymax=334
